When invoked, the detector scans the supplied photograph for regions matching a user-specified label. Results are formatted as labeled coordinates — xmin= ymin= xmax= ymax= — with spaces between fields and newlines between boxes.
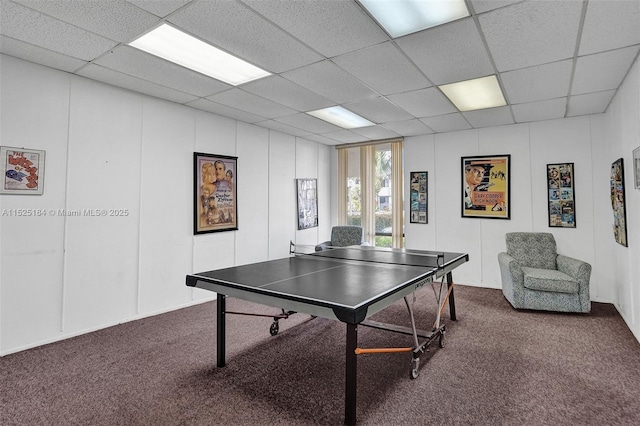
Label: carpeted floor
xmin=2 ymin=285 xmax=640 ymax=425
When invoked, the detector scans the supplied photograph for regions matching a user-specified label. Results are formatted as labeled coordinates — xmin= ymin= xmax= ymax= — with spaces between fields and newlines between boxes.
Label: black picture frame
xmin=547 ymin=163 xmax=576 ymax=228
xmin=409 ymin=171 xmax=428 ymax=224
xmin=194 ymin=152 xmax=238 ymax=235
xmin=296 ymin=178 xmax=318 ymax=230
xmin=461 ymin=154 xmax=511 ymax=219
xmin=610 ymin=158 xmax=628 ymax=247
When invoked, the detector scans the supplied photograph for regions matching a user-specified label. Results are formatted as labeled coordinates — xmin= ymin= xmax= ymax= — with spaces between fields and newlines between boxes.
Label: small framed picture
xmin=409 ymin=171 xmax=427 ymax=224
xmin=0 ymin=146 xmax=46 ymax=195
xmin=194 ymin=153 xmax=238 ymax=235
xmin=296 ymin=178 xmax=318 ymax=230
xmin=547 ymin=163 xmax=576 ymax=228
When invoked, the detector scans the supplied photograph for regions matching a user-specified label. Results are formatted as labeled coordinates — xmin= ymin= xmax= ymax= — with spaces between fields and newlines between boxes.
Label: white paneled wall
xmin=0 ymin=55 xmax=330 ymax=355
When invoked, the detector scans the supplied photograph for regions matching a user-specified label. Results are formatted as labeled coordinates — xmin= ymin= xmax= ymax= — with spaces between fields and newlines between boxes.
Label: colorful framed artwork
xmin=194 ymin=153 xmax=238 ymax=235
xmin=461 ymin=154 xmax=510 ymax=219
xmin=633 ymin=146 xmax=640 ymax=190
xmin=610 ymin=158 xmax=628 ymax=247
xmin=296 ymin=178 xmax=318 ymax=230
xmin=547 ymin=163 xmax=576 ymax=228
xmin=409 ymin=171 xmax=427 ymax=224
xmin=0 ymin=146 xmax=46 ymax=195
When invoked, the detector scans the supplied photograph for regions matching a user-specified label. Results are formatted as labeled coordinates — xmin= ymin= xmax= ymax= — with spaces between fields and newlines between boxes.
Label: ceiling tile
xmin=281 ymin=60 xmax=379 ymax=104
xmin=572 ymin=46 xmax=640 ymax=95
xmin=396 ymin=17 xmax=494 ymax=85
xmin=579 ymin=0 xmax=640 ymax=55
xmin=345 ymin=97 xmax=414 ymax=124
xmin=185 ymin=98 xmax=266 ymax=123
xmin=387 ymin=87 xmax=457 ymax=118
xmin=381 ymin=119 xmax=434 ymax=136
xmin=300 ymin=133 xmax=341 ymax=146
xmin=479 ymin=0 xmax=583 ymax=71
xmin=167 ymin=0 xmax=322 ymax=73
xmin=420 ymin=113 xmax=472 ymax=133
xmin=126 ymin=0 xmax=191 ymax=18
xmin=1 ymin=0 xmax=118 ymax=61
xmin=0 ymin=35 xmax=87 ymax=73
xmin=470 ymin=0 xmax=523 ymax=15
xmin=512 ymin=98 xmax=567 ymax=123
xmin=241 ymin=0 xmax=388 ymax=57
xmin=333 ymin=41 xmax=431 ymax=95
xmin=501 ymin=59 xmax=573 ymax=104
xmin=15 ymin=0 xmax=161 ymax=42
xmin=275 ymin=113 xmax=343 ymax=134
xmin=255 ymin=120 xmax=312 ymax=137
xmin=567 ymin=90 xmax=616 ymax=117
xmin=241 ymin=75 xmax=334 ymax=112
xmin=206 ymin=88 xmax=297 ymax=119
xmin=320 ymin=129 xmax=370 ymax=144
xmin=94 ymin=45 xmax=231 ymax=97
xmin=78 ymin=64 xmax=199 ymax=105
xmin=462 ymin=106 xmax=514 ymax=128
xmin=351 ymin=125 xmax=401 ymax=140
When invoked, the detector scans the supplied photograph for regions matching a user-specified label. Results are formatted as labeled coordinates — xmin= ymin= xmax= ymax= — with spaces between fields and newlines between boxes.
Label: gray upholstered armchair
xmin=315 ymin=226 xmax=364 ymax=251
xmin=498 ymin=232 xmax=591 ymax=313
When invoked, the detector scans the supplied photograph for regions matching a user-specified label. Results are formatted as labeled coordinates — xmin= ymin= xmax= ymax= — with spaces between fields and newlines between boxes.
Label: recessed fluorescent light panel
xmin=359 ymin=0 xmax=470 ymax=38
xmin=439 ymin=75 xmax=507 ymax=112
xmin=307 ymin=106 xmax=374 ymax=129
xmin=129 ymin=24 xmax=270 ymax=86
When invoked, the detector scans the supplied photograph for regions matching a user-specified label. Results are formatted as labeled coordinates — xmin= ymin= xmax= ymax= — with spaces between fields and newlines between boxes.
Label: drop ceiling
xmin=1 ymin=0 xmax=639 ymax=145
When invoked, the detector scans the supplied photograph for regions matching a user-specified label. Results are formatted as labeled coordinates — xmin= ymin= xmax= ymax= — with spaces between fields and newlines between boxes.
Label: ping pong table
xmin=186 ymin=245 xmax=468 ymax=425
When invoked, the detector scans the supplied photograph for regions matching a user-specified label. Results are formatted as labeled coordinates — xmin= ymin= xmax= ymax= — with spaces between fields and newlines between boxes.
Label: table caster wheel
xmin=410 ymin=358 xmax=420 ymax=379
xmin=439 ymin=332 xmax=446 ymax=348
xmin=269 ymin=321 xmax=279 ymax=336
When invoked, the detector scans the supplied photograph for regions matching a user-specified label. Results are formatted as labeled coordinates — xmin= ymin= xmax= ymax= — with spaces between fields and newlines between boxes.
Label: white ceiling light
xmin=129 ymin=24 xmax=270 ymax=86
xmin=439 ymin=75 xmax=507 ymax=112
xmin=359 ymin=0 xmax=470 ymax=38
xmin=307 ymin=106 xmax=375 ymax=129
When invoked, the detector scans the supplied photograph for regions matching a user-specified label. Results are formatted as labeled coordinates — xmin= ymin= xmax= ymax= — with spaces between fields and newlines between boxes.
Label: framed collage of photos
xmin=409 ymin=171 xmax=428 ymax=224
xmin=194 ymin=153 xmax=238 ymax=235
xmin=0 ymin=146 xmax=46 ymax=195
xmin=610 ymin=158 xmax=628 ymax=247
xmin=296 ymin=178 xmax=318 ymax=230
xmin=462 ymin=154 xmax=510 ymax=219
xmin=547 ymin=163 xmax=575 ymax=228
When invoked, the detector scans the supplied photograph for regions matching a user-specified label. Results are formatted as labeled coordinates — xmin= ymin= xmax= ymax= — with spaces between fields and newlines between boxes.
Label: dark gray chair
xmin=498 ymin=232 xmax=591 ymax=313
xmin=315 ymin=226 xmax=364 ymax=251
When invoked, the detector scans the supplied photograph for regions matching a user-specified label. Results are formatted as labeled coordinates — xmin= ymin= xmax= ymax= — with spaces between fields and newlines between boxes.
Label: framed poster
xmin=547 ymin=163 xmax=576 ymax=228
xmin=296 ymin=178 xmax=318 ymax=230
xmin=194 ymin=153 xmax=237 ymax=234
xmin=462 ymin=154 xmax=510 ymax=219
xmin=633 ymin=146 xmax=640 ymax=189
xmin=409 ymin=171 xmax=427 ymax=224
xmin=610 ymin=158 xmax=628 ymax=247
xmin=0 ymin=146 xmax=45 ymax=195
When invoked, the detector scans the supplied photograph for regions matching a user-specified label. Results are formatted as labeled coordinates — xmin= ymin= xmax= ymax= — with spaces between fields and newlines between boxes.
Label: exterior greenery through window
xmin=344 ymin=143 xmax=402 ymax=248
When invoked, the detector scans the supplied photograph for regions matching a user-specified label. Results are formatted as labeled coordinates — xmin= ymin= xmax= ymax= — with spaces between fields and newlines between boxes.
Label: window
xmin=338 ymin=139 xmax=404 ymax=248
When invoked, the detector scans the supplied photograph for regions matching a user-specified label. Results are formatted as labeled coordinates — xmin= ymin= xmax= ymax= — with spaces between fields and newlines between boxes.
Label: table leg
xmin=217 ymin=294 xmax=226 ymax=368
xmin=446 ymin=272 xmax=456 ymax=321
xmin=345 ymin=323 xmax=358 ymax=425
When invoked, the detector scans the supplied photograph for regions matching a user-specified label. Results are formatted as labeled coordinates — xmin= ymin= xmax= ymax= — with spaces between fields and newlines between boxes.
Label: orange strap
xmin=355 ymin=347 xmax=413 ymax=355
xmin=438 ymin=282 xmax=455 ymax=317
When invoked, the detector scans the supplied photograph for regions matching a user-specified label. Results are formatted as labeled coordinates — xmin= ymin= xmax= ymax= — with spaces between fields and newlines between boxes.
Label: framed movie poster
xmin=462 ymin=154 xmax=510 ymax=219
xmin=0 ymin=146 xmax=45 ymax=195
xmin=296 ymin=178 xmax=318 ymax=230
xmin=409 ymin=171 xmax=427 ymax=224
xmin=194 ymin=153 xmax=237 ymax=234
xmin=547 ymin=163 xmax=576 ymax=228
xmin=610 ymin=158 xmax=628 ymax=247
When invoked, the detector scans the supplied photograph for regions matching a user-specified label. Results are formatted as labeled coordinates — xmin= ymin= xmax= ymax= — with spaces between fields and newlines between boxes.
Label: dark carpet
xmin=2 ymin=285 xmax=640 ymax=425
